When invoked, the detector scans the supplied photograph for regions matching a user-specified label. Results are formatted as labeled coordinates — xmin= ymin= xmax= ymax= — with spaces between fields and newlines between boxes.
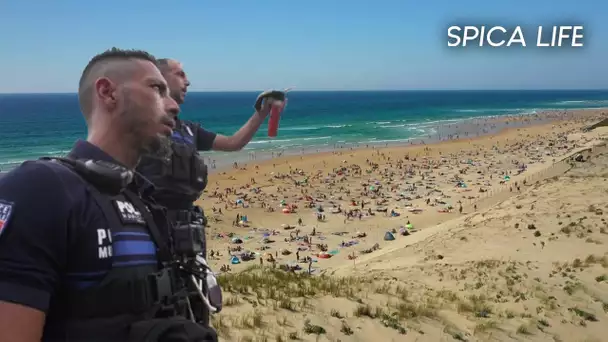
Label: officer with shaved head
xmin=0 ymin=48 xmax=217 ymax=341
xmin=137 ymin=58 xmax=285 ymax=214
xmin=137 ymin=58 xmax=285 ymax=327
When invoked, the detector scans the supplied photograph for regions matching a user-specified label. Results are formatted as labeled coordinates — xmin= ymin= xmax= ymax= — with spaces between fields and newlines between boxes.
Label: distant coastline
xmin=2 ymin=89 xmax=608 ymax=95
xmin=1 ymin=90 xmax=607 ymax=172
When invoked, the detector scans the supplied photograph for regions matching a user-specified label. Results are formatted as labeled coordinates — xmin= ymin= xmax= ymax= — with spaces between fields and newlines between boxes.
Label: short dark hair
xmin=156 ymin=58 xmax=170 ymax=67
xmin=78 ymin=47 xmax=158 ymax=119
xmin=156 ymin=58 xmax=172 ymax=74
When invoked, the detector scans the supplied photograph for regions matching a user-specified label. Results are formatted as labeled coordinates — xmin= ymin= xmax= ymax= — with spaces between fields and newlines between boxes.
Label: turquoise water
xmin=0 ymin=90 xmax=607 ymax=170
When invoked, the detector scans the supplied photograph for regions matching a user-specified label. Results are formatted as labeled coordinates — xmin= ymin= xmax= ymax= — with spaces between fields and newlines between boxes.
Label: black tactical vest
xmin=137 ymin=121 xmax=208 ymax=210
xmin=43 ymin=165 xmax=178 ymax=341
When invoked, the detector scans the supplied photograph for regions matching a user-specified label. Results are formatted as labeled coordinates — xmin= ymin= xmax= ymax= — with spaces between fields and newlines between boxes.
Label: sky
xmin=0 ymin=0 xmax=606 ymax=93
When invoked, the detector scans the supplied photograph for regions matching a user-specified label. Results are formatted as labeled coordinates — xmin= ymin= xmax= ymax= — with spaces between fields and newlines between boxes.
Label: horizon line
xmin=1 ymin=88 xmax=608 ymax=95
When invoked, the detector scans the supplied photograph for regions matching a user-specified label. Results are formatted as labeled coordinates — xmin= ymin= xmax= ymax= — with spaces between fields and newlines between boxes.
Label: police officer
xmin=137 ymin=58 xmax=285 ymax=213
xmin=136 ymin=59 xmax=284 ymax=326
xmin=136 ymin=58 xmax=285 ymax=246
xmin=0 ymin=48 xmax=216 ymax=341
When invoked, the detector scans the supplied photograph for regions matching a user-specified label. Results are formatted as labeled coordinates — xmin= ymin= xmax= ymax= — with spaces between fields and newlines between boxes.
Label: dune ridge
xmin=202 ymin=109 xmax=608 ymax=341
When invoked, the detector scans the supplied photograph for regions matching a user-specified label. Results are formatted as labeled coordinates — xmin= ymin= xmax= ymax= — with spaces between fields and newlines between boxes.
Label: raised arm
xmin=211 ymin=111 xmax=266 ymax=152
xmin=203 ymin=90 xmax=287 ymax=152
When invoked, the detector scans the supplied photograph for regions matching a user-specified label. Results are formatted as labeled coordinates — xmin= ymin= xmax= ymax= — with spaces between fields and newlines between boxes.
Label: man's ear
xmin=94 ymin=77 xmax=116 ymax=110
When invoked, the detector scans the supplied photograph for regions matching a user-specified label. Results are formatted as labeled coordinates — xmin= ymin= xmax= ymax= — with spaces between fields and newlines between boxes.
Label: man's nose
xmin=167 ymin=98 xmax=180 ymax=117
xmin=185 ymin=79 xmax=191 ymax=87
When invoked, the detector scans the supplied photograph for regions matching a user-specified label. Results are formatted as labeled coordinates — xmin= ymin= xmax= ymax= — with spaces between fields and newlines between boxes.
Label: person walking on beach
xmin=0 ymin=48 xmax=217 ymax=341
xmin=136 ymin=58 xmax=286 ymax=325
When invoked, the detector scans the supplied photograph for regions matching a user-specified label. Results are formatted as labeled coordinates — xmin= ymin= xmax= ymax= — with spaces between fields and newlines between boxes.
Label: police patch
xmin=113 ymin=200 xmax=146 ymax=225
xmin=0 ymin=200 xmax=14 ymax=237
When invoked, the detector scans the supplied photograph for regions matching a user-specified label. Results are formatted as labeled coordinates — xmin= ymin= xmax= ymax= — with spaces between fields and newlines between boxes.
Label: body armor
xmin=137 ymin=120 xmax=208 ymax=210
xmin=41 ymin=159 xmax=217 ymax=342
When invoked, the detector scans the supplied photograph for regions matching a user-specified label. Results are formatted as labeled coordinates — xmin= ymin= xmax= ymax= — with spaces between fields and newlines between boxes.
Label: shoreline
xmin=204 ymin=108 xmax=606 ymax=176
xmin=202 ymin=108 xmax=607 ymax=174
xmin=0 ymin=107 xmax=604 ymax=173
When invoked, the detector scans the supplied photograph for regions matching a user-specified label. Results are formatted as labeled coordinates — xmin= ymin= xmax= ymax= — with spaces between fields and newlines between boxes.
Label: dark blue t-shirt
xmin=169 ymin=119 xmax=216 ymax=152
xmin=0 ymin=140 xmax=156 ymax=329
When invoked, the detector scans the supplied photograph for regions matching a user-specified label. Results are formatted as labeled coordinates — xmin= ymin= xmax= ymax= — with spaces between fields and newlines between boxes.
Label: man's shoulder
xmin=2 ymin=159 xmax=69 ymax=182
xmin=0 ymin=159 xmax=88 ymax=201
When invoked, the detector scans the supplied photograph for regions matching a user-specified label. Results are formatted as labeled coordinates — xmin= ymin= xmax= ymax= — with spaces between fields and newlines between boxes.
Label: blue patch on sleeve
xmin=0 ymin=200 xmax=14 ymax=237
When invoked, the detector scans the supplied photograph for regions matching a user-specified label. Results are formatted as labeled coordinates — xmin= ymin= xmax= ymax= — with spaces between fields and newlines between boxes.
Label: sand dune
xmin=202 ymin=109 xmax=608 ymax=341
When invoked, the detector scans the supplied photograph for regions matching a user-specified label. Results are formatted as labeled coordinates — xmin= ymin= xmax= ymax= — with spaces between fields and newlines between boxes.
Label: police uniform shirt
xmin=172 ymin=119 xmax=216 ymax=152
xmin=0 ymin=140 xmax=159 ymax=339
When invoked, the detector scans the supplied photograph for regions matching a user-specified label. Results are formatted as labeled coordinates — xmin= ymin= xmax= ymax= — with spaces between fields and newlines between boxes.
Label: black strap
xmin=123 ymin=190 xmax=173 ymax=263
xmin=87 ymin=186 xmax=126 ymax=236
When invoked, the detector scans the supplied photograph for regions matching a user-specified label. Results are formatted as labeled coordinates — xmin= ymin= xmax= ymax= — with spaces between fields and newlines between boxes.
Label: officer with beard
xmin=0 ymin=48 xmax=217 ymax=341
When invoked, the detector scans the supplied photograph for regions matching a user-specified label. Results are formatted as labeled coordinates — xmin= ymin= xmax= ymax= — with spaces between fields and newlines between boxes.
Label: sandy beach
xmin=202 ymin=108 xmax=608 ymax=341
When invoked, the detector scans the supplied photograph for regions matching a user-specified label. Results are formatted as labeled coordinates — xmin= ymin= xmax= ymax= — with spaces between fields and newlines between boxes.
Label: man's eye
xmin=152 ymin=85 xmax=164 ymax=94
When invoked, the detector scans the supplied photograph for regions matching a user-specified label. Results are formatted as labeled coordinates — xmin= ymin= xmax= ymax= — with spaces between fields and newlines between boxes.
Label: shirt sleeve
xmin=0 ymin=161 xmax=71 ymax=312
xmin=194 ymin=124 xmax=217 ymax=151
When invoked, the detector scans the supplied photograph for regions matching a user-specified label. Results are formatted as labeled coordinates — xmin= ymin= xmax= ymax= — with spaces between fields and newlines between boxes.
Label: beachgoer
xmin=0 ymin=48 xmax=217 ymax=341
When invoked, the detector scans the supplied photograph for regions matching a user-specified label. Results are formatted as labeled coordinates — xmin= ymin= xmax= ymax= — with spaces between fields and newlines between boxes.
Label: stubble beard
xmin=122 ymin=93 xmax=173 ymax=162
xmin=151 ymin=134 xmax=173 ymax=161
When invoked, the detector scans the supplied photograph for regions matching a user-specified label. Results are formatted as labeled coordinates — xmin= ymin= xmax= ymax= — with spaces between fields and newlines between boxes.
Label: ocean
xmin=1 ymin=90 xmax=607 ymax=171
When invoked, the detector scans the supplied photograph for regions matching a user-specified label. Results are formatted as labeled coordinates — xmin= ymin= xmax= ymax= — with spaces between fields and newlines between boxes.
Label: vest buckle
xmin=148 ymin=268 xmax=174 ymax=305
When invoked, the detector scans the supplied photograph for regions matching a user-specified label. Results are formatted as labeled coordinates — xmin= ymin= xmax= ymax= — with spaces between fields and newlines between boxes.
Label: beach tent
xmin=230 ymin=256 xmax=240 ymax=264
xmin=232 ymin=237 xmax=243 ymax=244
xmin=384 ymin=232 xmax=395 ymax=241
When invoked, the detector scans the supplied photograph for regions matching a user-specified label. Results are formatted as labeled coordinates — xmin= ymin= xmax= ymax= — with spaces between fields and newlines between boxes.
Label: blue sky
xmin=0 ymin=0 xmax=606 ymax=93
